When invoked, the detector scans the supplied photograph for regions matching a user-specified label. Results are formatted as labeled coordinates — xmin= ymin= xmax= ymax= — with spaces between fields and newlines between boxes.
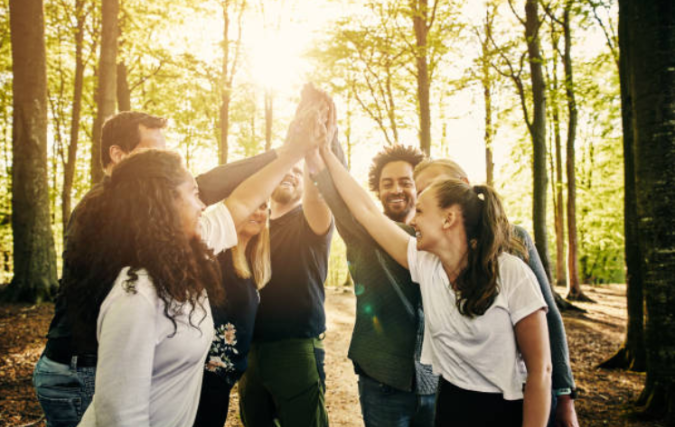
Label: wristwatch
xmin=555 ymin=388 xmax=578 ymax=399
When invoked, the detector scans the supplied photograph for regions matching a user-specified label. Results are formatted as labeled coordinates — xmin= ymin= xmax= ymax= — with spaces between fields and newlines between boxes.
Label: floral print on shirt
xmin=205 ymin=322 xmax=239 ymax=375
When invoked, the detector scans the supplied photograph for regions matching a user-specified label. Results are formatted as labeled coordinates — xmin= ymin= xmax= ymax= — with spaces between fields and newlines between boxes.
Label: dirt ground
xmin=0 ymin=284 xmax=667 ymax=427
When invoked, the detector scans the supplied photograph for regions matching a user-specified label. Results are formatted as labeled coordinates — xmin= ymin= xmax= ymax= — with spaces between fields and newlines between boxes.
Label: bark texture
xmin=623 ymin=0 xmax=675 ymax=421
xmin=411 ymin=0 xmax=431 ymax=156
xmin=525 ymin=0 xmax=552 ymax=281
xmin=599 ymin=0 xmax=646 ymax=372
xmin=62 ymin=0 xmax=86 ymax=232
xmin=91 ymin=0 xmax=118 ymax=184
xmin=562 ymin=0 xmax=591 ymax=302
xmin=5 ymin=0 xmax=58 ymax=303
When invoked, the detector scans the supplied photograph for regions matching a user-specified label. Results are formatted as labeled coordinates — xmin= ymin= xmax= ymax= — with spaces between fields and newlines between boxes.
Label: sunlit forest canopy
xmin=0 ymin=0 xmax=622 ymax=286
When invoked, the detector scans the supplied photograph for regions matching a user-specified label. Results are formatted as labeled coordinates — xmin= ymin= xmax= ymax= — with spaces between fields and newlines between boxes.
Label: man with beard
xmin=238 ymin=154 xmax=334 ymax=425
xmin=308 ymin=143 xmax=438 ymax=427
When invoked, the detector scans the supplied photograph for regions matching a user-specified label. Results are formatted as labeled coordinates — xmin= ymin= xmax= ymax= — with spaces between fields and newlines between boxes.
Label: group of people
xmin=32 ymin=85 xmax=579 ymax=427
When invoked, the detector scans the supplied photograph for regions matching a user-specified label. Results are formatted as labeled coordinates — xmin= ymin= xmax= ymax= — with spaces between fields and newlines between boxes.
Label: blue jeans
xmin=358 ymin=374 xmax=435 ymax=427
xmin=32 ymin=354 xmax=96 ymax=427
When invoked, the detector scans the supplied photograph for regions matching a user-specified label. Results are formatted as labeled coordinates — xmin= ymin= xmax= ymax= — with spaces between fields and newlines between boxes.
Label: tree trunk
xmin=624 ymin=0 xmax=675 ymax=421
xmin=411 ymin=0 xmax=431 ymax=156
xmin=599 ymin=0 xmax=646 ymax=372
xmin=219 ymin=0 xmax=245 ymax=164
xmin=524 ymin=0 xmax=552 ymax=282
xmin=116 ymin=61 xmax=131 ymax=112
xmin=481 ymin=12 xmax=495 ymax=187
xmin=91 ymin=0 xmax=118 ymax=184
xmin=549 ymin=25 xmax=567 ymax=288
xmin=62 ymin=0 xmax=86 ymax=233
xmin=562 ymin=1 xmax=592 ymax=303
xmin=4 ymin=0 xmax=58 ymax=303
xmin=264 ymin=88 xmax=273 ymax=151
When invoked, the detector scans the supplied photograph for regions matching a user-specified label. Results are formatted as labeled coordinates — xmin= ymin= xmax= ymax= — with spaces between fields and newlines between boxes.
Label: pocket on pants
xmin=313 ymin=342 xmax=326 ymax=387
xmin=34 ymin=356 xmax=85 ymax=425
xmin=36 ymin=394 xmax=82 ymax=427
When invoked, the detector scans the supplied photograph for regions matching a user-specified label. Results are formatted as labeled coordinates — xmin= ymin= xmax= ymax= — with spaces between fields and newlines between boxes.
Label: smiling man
xmin=238 ymin=156 xmax=334 ymax=426
xmin=308 ymin=143 xmax=438 ymax=427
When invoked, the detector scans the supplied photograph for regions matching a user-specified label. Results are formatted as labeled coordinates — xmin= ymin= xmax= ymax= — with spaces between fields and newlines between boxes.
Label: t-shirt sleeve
xmin=407 ymin=237 xmax=421 ymax=283
xmin=94 ymin=273 xmax=156 ymax=426
xmin=199 ymin=203 xmax=238 ymax=254
xmin=506 ymin=257 xmax=548 ymax=325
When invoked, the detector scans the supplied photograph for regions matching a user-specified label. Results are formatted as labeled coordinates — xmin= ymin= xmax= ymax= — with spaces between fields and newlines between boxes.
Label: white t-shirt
xmin=78 ymin=203 xmax=237 ymax=427
xmin=407 ymin=237 xmax=547 ymax=400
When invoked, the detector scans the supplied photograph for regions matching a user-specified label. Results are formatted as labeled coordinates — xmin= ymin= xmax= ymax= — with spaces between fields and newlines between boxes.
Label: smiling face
xmin=410 ymin=187 xmax=448 ymax=252
xmin=378 ymin=160 xmax=417 ymax=223
xmin=174 ymin=172 xmax=206 ymax=241
xmin=239 ymin=202 xmax=269 ymax=240
xmin=272 ymin=162 xmax=304 ymax=206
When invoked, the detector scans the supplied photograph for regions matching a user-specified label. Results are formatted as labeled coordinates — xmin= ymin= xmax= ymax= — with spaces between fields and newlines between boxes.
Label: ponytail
xmin=431 ymin=180 xmax=513 ymax=317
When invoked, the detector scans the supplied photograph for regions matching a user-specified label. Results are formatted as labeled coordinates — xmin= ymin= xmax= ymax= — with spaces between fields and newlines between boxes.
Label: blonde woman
xmin=193 ymin=202 xmax=271 ymax=427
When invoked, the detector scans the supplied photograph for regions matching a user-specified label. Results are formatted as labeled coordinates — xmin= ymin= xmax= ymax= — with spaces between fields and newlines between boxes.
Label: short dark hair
xmin=368 ymin=144 xmax=426 ymax=193
xmin=100 ymin=111 xmax=167 ymax=168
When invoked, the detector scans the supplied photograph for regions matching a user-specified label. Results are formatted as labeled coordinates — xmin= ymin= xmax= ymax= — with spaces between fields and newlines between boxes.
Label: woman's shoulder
xmin=497 ymin=252 xmax=537 ymax=287
xmin=108 ymin=267 xmax=158 ymax=304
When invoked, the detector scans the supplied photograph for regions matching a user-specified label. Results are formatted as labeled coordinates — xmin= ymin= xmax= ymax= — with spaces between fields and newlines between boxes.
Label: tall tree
xmin=218 ymin=0 xmax=246 ymax=165
xmin=546 ymin=18 xmax=567 ymax=288
xmin=91 ymin=0 xmax=118 ymax=184
xmin=409 ymin=0 xmax=432 ymax=156
xmin=477 ymin=5 xmax=497 ymax=187
xmin=598 ymin=0 xmax=645 ymax=372
xmin=622 ymin=0 xmax=675 ymax=421
xmin=62 ymin=0 xmax=92 ymax=231
xmin=524 ymin=0 xmax=551 ymax=281
xmin=499 ymin=0 xmax=552 ymax=279
xmin=560 ymin=0 xmax=590 ymax=301
xmin=4 ymin=0 xmax=57 ymax=302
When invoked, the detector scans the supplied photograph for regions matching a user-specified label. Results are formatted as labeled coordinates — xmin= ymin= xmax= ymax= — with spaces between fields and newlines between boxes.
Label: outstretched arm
xmin=196 ymin=149 xmax=278 ymax=206
xmin=303 ymin=149 xmax=332 ymax=235
xmin=318 ymin=145 xmax=409 ymax=268
xmin=225 ymin=108 xmax=322 ymax=227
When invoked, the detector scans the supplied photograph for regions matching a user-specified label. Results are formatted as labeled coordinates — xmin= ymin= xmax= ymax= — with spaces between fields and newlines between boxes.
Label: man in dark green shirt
xmin=311 ymin=144 xmax=438 ymax=427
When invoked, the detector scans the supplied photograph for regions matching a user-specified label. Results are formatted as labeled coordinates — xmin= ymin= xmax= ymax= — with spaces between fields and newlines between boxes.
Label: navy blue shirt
xmin=204 ymin=249 xmax=260 ymax=385
xmin=253 ymin=205 xmax=333 ymax=341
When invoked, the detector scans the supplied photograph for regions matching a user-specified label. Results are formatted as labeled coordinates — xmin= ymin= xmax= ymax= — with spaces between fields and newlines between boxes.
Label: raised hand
xmin=285 ymin=105 xmax=326 ymax=154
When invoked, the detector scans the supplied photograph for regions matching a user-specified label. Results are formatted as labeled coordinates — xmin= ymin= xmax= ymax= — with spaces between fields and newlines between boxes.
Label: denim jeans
xmin=358 ymin=374 xmax=435 ymax=427
xmin=32 ymin=354 xmax=96 ymax=427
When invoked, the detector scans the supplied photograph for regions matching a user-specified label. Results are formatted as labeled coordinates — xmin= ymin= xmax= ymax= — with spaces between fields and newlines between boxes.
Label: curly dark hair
xmin=100 ymin=111 xmax=167 ymax=168
xmin=64 ymin=149 xmax=223 ymax=346
xmin=368 ymin=144 xmax=426 ymax=193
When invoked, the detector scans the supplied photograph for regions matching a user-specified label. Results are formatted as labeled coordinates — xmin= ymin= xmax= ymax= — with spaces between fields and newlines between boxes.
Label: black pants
xmin=435 ymin=378 xmax=523 ymax=427
xmin=193 ymin=371 xmax=234 ymax=427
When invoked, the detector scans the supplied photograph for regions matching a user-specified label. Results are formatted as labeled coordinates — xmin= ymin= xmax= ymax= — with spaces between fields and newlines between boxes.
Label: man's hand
xmin=554 ymin=395 xmax=579 ymax=427
xmin=285 ymin=106 xmax=325 ymax=154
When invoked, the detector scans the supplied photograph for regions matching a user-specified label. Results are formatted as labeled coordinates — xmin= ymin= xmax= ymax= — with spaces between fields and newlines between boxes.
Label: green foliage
xmin=0 ymin=0 xmax=625 ymax=290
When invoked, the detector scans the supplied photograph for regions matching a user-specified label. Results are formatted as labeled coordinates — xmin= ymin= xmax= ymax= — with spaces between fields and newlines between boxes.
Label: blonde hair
xmin=231 ymin=224 xmax=271 ymax=290
xmin=413 ymin=158 xmax=468 ymax=181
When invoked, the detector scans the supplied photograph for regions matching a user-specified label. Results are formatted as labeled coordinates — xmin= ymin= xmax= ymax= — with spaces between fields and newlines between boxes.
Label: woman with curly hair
xmin=193 ymin=201 xmax=271 ymax=427
xmin=69 ymin=107 xmax=322 ymax=427
xmin=311 ymin=136 xmax=551 ymax=426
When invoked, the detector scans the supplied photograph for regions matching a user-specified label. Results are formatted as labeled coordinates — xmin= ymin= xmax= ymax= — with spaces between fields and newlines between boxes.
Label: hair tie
xmin=473 ymin=186 xmax=485 ymax=201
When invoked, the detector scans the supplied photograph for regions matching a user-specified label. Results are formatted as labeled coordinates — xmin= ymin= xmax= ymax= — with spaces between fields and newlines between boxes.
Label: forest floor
xmin=0 ymin=283 xmax=667 ymax=427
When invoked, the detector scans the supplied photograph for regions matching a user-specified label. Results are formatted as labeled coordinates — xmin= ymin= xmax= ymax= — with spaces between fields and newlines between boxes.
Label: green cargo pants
xmin=238 ymin=337 xmax=328 ymax=427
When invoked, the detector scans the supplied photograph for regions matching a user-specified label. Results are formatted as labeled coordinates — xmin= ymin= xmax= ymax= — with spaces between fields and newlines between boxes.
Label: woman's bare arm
xmin=515 ymin=308 xmax=552 ymax=427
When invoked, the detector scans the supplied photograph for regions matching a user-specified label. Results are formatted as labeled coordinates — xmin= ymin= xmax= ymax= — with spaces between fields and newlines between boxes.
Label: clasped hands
xmin=284 ymin=83 xmax=337 ymax=170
